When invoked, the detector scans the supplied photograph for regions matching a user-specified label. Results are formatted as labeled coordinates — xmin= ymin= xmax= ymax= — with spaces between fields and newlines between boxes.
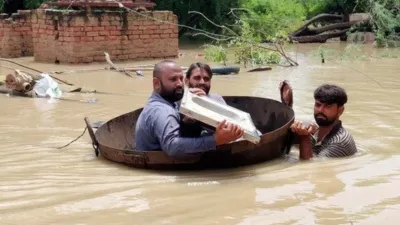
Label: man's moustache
xmin=175 ymin=87 xmax=183 ymax=93
xmin=196 ymin=84 xmax=208 ymax=91
xmin=315 ymin=113 xmax=327 ymax=119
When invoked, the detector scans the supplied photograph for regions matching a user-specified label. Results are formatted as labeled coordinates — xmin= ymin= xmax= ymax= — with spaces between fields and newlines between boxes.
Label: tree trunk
xmin=288 ymin=13 xmax=370 ymax=44
xmin=290 ymin=29 xmax=350 ymax=43
xmin=306 ymin=21 xmax=357 ymax=35
xmin=290 ymin=14 xmax=344 ymax=37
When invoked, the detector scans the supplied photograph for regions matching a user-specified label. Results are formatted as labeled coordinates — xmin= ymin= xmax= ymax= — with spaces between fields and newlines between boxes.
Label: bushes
xmin=155 ymin=0 xmax=240 ymax=36
xmin=368 ymin=0 xmax=400 ymax=47
xmin=239 ymin=0 xmax=306 ymax=41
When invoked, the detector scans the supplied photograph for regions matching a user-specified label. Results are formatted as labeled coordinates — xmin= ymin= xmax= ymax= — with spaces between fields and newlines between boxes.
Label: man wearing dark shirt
xmin=135 ymin=60 xmax=244 ymax=157
xmin=280 ymin=81 xmax=357 ymax=160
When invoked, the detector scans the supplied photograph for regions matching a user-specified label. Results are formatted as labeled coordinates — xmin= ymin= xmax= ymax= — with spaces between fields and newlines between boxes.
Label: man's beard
xmin=314 ymin=113 xmax=336 ymax=126
xmin=190 ymin=83 xmax=210 ymax=95
xmin=159 ymin=81 xmax=184 ymax=103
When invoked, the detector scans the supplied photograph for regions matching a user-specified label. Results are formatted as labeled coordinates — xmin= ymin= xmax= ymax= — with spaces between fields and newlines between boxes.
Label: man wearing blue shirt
xmin=135 ymin=60 xmax=244 ymax=157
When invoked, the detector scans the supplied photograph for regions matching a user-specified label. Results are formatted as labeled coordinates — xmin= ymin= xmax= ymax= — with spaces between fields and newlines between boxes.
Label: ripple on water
xmin=1 ymin=45 xmax=400 ymax=225
xmin=54 ymin=189 xmax=150 ymax=215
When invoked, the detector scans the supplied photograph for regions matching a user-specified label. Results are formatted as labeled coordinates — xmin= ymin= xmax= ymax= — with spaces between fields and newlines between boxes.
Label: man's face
xmin=185 ymin=68 xmax=211 ymax=95
xmin=156 ymin=64 xmax=184 ymax=102
xmin=313 ymin=100 xmax=343 ymax=126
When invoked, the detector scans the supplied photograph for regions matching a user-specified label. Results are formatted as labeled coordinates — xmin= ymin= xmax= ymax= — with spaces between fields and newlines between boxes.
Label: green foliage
xmin=155 ymin=0 xmax=240 ymax=36
xmin=298 ymin=0 xmax=330 ymax=18
xmin=203 ymin=20 xmax=283 ymax=67
xmin=204 ymin=42 xmax=281 ymax=67
xmin=238 ymin=0 xmax=306 ymax=41
xmin=24 ymin=0 xmax=47 ymax=10
xmin=294 ymin=0 xmax=370 ymax=19
xmin=379 ymin=48 xmax=399 ymax=58
xmin=0 ymin=0 xmax=49 ymax=13
xmin=203 ymin=44 xmax=228 ymax=65
xmin=368 ymin=0 xmax=400 ymax=47
xmin=247 ymin=50 xmax=281 ymax=65
xmin=232 ymin=44 xmax=281 ymax=66
xmin=297 ymin=0 xmax=400 ymax=48
xmin=324 ymin=0 xmax=361 ymax=14
xmin=347 ymin=0 xmax=399 ymax=48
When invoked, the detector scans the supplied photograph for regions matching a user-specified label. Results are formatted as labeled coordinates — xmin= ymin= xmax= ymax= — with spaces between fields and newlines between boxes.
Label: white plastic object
xmin=179 ymin=88 xmax=261 ymax=144
xmin=33 ymin=73 xmax=63 ymax=98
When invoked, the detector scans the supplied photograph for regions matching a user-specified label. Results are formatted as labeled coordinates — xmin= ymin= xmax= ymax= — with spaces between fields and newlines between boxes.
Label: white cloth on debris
xmin=33 ymin=73 xmax=62 ymax=98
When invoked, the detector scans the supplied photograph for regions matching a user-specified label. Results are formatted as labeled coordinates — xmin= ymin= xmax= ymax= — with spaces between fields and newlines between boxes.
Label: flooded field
xmin=0 ymin=42 xmax=399 ymax=225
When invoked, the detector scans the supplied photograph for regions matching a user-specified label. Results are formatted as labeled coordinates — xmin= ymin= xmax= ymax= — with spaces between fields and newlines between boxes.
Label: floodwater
xmin=0 ymin=42 xmax=399 ymax=225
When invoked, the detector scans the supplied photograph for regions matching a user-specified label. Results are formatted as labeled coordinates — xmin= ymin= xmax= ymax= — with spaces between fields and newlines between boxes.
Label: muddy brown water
xmin=0 ymin=43 xmax=399 ymax=225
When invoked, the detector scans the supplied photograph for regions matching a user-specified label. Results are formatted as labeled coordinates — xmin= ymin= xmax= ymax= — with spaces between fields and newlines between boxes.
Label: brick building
xmin=0 ymin=1 xmax=179 ymax=63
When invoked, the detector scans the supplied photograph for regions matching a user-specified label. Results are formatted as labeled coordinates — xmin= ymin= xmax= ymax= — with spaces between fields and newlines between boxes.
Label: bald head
xmin=153 ymin=60 xmax=179 ymax=79
xmin=152 ymin=60 xmax=184 ymax=102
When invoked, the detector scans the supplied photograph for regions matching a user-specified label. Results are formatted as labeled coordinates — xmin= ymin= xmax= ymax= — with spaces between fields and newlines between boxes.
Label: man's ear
xmin=338 ymin=106 xmax=344 ymax=116
xmin=153 ymin=77 xmax=160 ymax=91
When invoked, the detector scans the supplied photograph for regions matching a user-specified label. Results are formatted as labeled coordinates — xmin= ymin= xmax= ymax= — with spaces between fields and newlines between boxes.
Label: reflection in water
xmin=0 ymin=43 xmax=399 ymax=225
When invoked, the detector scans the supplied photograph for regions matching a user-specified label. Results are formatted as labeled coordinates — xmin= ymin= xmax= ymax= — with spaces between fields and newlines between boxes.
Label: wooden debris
xmin=288 ymin=13 xmax=369 ymax=43
xmin=0 ymin=58 xmax=74 ymax=86
xmin=104 ymin=52 xmax=133 ymax=77
xmin=5 ymin=70 xmax=35 ymax=92
xmin=247 ymin=67 xmax=272 ymax=72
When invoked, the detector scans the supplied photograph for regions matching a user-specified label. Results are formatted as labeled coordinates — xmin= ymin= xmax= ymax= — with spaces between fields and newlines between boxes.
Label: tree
xmin=3 ymin=0 xmax=24 ymax=16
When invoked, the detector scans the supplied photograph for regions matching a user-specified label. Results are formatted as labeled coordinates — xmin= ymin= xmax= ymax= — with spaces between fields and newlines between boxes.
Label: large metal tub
xmin=85 ymin=96 xmax=295 ymax=170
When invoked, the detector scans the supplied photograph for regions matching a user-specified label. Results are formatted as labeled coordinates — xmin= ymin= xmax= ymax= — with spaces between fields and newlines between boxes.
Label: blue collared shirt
xmin=135 ymin=92 xmax=217 ymax=157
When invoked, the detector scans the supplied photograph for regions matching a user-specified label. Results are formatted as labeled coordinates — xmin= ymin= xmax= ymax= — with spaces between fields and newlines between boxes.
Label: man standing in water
xmin=135 ymin=60 xmax=244 ymax=157
xmin=280 ymin=81 xmax=357 ymax=159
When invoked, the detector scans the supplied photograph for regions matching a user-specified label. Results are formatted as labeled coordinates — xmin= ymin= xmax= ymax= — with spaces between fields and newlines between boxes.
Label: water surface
xmin=0 ymin=42 xmax=399 ymax=225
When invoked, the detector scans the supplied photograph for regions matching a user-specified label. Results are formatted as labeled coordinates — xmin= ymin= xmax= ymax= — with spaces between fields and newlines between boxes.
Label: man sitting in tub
xmin=178 ymin=62 xmax=227 ymax=138
xmin=135 ymin=60 xmax=243 ymax=157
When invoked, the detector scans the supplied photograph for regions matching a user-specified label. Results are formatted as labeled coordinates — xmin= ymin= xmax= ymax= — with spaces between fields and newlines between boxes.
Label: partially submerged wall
xmin=0 ymin=11 xmax=33 ymax=58
xmin=0 ymin=9 xmax=179 ymax=63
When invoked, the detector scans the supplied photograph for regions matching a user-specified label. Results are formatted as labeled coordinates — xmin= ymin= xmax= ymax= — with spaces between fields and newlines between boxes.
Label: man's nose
xmin=199 ymin=78 xmax=205 ymax=84
xmin=176 ymin=79 xmax=183 ymax=87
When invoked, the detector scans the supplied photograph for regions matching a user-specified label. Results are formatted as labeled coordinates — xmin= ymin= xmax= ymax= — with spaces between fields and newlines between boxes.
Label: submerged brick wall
xmin=0 ymin=9 xmax=179 ymax=63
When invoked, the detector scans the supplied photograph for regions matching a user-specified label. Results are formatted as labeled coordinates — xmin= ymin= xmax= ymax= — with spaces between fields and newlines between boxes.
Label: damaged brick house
xmin=0 ymin=0 xmax=178 ymax=63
